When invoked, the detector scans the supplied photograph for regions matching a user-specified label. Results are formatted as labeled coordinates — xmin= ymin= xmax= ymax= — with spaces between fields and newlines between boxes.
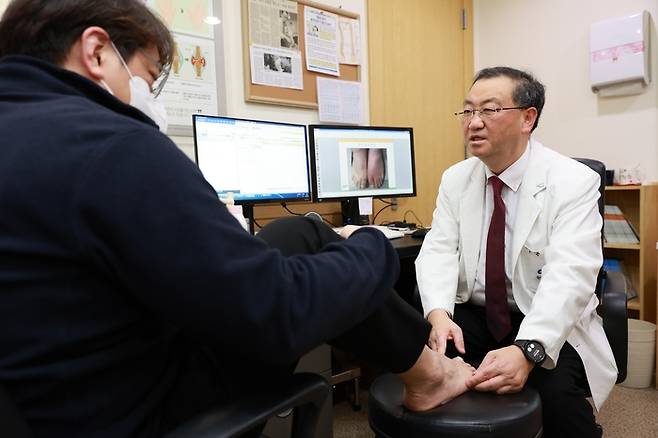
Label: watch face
xmin=525 ymin=342 xmax=546 ymax=363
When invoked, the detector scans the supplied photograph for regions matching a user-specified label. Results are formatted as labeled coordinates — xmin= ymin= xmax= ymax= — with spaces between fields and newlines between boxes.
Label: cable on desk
xmin=281 ymin=202 xmax=340 ymax=227
xmin=372 ymin=204 xmax=392 ymax=225
xmin=280 ymin=202 xmax=303 ymax=216
xmin=404 ymin=209 xmax=424 ymax=228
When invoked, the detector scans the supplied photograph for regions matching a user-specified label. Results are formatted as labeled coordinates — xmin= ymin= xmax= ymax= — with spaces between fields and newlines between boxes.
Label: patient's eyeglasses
xmin=139 ymin=49 xmax=170 ymax=98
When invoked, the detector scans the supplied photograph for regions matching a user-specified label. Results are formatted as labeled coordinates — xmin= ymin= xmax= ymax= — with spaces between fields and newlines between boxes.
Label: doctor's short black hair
xmin=473 ymin=66 xmax=545 ymax=132
xmin=0 ymin=0 xmax=173 ymax=71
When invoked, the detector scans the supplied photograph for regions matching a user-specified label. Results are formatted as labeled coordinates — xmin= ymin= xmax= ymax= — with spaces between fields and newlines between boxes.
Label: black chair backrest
xmin=572 ymin=157 xmax=627 ymax=383
xmin=0 ymin=383 xmax=33 ymax=438
xmin=572 ymin=158 xmax=606 ymax=223
xmin=573 ymin=157 xmax=606 ymax=295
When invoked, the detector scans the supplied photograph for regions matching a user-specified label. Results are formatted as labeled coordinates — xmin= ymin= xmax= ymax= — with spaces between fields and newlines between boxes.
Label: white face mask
xmin=106 ymin=42 xmax=169 ymax=134
xmin=126 ymin=75 xmax=169 ymax=134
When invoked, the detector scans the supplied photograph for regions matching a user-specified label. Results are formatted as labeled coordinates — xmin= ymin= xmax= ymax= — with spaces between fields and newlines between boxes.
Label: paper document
xmin=317 ymin=77 xmax=362 ymax=124
xmin=304 ymin=6 xmax=339 ymax=76
xmin=338 ymin=16 xmax=361 ymax=65
xmin=248 ymin=0 xmax=300 ymax=50
xmin=250 ymin=44 xmax=303 ymax=90
xmin=358 ymin=197 xmax=373 ymax=215
xmin=333 ymin=225 xmax=403 ymax=240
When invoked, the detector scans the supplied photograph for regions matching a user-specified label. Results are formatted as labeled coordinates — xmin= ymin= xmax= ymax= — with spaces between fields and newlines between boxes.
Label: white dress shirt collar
xmin=484 ymin=141 xmax=531 ymax=193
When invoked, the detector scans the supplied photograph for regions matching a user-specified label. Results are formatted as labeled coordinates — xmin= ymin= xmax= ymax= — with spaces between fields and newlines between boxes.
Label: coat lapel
xmin=460 ymin=164 xmax=486 ymax=292
xmin=510 ymin=141 xmax=547 ymax=276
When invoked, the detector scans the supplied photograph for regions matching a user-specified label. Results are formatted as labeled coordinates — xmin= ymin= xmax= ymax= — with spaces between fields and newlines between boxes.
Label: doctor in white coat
xmin=416 ymin=67 xmax=616 ymax=438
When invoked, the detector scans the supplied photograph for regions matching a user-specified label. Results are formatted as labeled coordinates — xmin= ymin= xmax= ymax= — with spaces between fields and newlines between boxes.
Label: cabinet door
xmin=368 ymin=0 xmax=472 ymax=225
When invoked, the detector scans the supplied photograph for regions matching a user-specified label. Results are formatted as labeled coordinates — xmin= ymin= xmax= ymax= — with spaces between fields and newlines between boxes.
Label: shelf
xmin=603 ymin=183 xmax=657 ymax=323
xmin=604 ymin=243 xmax=640 ymax=250
xmin=605 ymin=185 xmax=641 ymax=191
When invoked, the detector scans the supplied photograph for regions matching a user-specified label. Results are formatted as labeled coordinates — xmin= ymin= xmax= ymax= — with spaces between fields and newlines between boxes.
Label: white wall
xmin=174 ymin=0 xmax=369 ymax=159
xmin=473 ymin=0 xmax=658 ymax=182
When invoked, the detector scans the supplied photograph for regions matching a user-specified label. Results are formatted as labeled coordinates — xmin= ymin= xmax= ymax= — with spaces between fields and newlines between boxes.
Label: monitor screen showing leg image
xmin=309 ymin=125 xmax=416 ymax=202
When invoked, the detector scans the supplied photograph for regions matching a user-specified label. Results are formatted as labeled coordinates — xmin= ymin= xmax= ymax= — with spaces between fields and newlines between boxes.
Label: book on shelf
xmin=603 ymin=205 xmax=639 ymax=245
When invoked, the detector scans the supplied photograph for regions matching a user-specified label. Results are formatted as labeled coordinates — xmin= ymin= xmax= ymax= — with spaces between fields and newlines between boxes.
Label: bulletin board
xmin=241 ymin=0 xmax=361 ymax=109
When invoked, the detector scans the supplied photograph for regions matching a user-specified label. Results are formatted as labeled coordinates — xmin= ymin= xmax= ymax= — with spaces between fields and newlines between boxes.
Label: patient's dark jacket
xmin=0 ymin=56 xmax=399 ymax=437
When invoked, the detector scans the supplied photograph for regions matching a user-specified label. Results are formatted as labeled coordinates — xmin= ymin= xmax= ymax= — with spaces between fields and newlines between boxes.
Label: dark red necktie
xmin=485 ymin=176 xmax=511 ymax=341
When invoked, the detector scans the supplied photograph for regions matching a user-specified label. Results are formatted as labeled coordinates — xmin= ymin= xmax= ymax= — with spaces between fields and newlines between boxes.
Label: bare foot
xmin=351 ymin=149 xmax=368 ymax=189
xmin=399 ymin=346 xmax=475 ymax=411
xmin=367 ymin=148 xmax=385 ymax=188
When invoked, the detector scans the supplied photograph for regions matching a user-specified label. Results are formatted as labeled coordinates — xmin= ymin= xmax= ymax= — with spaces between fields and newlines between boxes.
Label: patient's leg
xmin=367 ymin=148 xmax=385 ymax=188
xmin=258 ymin=217 xmax=473 ymax=411
xmin=351 ymin=148 xmax=368 ymax=189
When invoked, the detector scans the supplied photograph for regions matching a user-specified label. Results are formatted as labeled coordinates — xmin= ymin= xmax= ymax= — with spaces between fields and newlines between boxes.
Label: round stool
xmin=368 ymin=374 xmax=542 ymax=437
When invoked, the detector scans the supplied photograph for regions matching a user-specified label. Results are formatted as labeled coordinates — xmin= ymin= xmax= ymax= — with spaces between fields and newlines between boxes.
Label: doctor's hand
xmin=466 ymin=345 xmax=534 ymax=394
xmin=426 ymin=309 xmax=465 ymax=355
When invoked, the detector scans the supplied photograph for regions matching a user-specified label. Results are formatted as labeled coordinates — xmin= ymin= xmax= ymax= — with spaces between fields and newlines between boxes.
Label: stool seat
xmin=368 ymin=374 xmax=542 ymax=438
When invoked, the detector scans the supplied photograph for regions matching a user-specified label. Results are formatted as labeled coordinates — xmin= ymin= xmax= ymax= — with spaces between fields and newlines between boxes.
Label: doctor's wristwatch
xmin=513 ymin=339 xmax=546 ymax=365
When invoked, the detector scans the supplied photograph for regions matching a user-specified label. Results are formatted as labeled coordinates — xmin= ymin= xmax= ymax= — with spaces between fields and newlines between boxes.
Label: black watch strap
xmin=513 ymin=339 xmax=546 ymax=365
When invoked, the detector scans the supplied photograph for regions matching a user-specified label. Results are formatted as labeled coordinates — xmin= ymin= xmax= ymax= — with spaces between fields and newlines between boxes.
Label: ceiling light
xmin=204 ymin=16 xmax=221 ymax=25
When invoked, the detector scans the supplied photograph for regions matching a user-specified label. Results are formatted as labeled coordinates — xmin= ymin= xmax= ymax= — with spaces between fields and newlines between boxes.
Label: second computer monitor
xmin=309 ymin=125 xmax=416 ymax=202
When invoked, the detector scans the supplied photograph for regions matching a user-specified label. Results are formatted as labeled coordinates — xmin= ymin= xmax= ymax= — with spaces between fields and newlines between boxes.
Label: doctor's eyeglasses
xmin=454 ymin=106 xmax=529 ymax=122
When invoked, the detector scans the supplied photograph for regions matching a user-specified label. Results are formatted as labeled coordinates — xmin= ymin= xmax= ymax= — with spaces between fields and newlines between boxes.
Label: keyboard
xmin=334 ymin=225 xmax=404 ymax=240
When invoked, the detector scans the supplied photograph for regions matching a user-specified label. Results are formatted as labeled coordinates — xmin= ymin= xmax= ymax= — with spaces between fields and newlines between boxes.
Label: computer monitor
xmin=193 ymin=115 xmax=311 ymax=232
xmin=308 ymin=125 xmax=416 ymax=225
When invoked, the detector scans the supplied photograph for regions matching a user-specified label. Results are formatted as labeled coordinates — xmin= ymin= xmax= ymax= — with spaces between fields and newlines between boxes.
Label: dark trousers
xmin=158 ymin=217 xmax=431 ymax=436
xmin=446 ymin=303 xmax=601 ymax=438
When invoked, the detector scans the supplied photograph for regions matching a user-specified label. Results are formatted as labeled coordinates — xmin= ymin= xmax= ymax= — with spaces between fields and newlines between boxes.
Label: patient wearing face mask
xmin=99 ymin=41 xmax=168 ymax=133
xmin=0 ymin=2 xmax=474 ymax=438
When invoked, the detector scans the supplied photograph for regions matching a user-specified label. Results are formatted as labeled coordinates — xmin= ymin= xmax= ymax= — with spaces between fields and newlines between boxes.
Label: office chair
xmin=0 ymin=372 xmax=329 ymax=438
xmin=572 ymin=158 xmax=627 ymax=385
xmin=367 ymin=158 xmax=628 ymax=437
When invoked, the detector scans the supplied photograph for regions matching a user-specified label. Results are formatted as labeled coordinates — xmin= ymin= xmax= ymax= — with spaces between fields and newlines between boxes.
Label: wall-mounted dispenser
xmin=590 ymin=11 xmax=650 ymax=97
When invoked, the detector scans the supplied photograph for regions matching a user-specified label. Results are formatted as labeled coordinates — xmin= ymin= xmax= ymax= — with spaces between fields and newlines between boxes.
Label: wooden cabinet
xmin=603 ymin=183 xmax=658 ymax=322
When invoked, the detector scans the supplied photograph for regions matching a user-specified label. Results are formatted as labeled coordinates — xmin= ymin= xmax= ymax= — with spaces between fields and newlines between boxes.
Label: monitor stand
xmin=340 ymin=198 xmax=370 ymax=226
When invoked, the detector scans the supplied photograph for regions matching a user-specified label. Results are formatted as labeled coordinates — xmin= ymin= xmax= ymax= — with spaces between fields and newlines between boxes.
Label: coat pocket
xmin=520 ymin=244 xmax=546 ymax=292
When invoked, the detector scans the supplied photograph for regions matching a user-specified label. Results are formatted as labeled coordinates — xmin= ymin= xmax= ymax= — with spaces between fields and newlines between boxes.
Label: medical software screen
xmin=193 ymin=115 xmax=311 ymax=203
xmin=309 ymin=125 xmax=416 ymax=201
